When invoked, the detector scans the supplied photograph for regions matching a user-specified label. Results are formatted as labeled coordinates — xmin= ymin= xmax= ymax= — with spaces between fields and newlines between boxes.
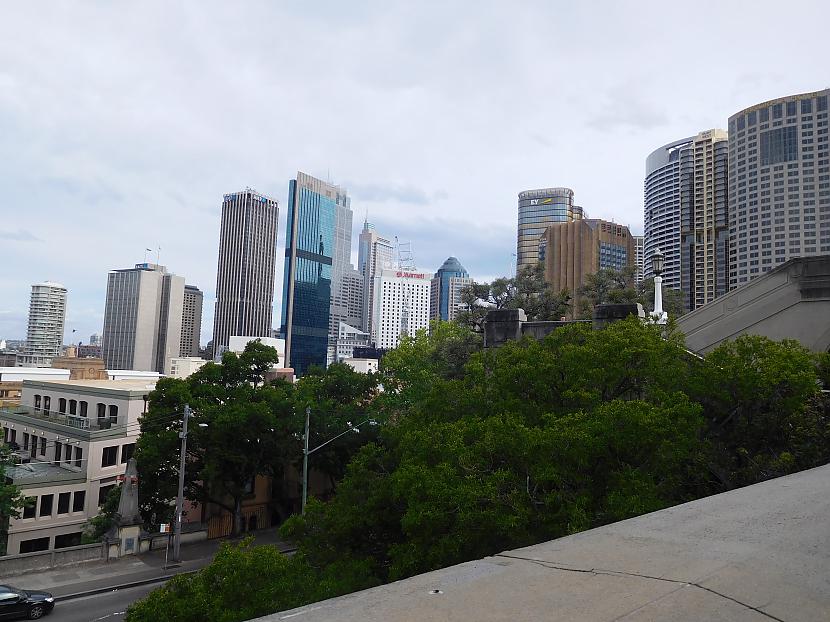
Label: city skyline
xmin=1 ymin=2 xmax=828 ymax=342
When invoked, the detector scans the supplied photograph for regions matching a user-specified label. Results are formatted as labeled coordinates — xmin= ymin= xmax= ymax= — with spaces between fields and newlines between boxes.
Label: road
xmin=51 ymin=581 xmax=166 ymax=622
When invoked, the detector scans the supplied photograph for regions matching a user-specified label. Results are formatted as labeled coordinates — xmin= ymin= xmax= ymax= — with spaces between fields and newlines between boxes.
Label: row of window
xmin=32 ymin=394 xmax=119 ymax=422
xmin=21 ymin=489 xmax=86 ymax=519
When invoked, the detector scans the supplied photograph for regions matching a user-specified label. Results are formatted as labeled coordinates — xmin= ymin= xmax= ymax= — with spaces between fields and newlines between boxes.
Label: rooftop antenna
xmin=395 ymin=238 xmax=416 ymax=271
xmin=144 ymin=248 xmax=152 ymax=263
xmin=156 ymin=246 xmax=161 ymax=266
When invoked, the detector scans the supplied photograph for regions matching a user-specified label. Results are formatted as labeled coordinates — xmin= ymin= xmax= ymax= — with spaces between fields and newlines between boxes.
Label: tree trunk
xmin=232 ymin=497 xmax=243 ymax=536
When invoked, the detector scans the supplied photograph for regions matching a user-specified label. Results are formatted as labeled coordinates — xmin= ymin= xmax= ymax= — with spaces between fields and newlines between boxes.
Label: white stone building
xmin=0 ymin=379 xmax=155 ymax=554
xmin=372 ymin=269 xmax=432 ymax=350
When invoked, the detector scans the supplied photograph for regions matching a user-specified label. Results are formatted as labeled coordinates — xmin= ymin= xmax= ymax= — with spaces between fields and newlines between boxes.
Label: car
xmin=0 ymin=585 xmax=55 ymax=620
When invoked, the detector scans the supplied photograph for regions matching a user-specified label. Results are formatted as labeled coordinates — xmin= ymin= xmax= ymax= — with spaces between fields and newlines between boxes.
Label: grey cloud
xmin=0 ymin=229 xmax=41 ymax=242
xmin=347 ymin=182 xmax=444 ymax=206
xmin=588 ymin=85 xmax=670 ymax=132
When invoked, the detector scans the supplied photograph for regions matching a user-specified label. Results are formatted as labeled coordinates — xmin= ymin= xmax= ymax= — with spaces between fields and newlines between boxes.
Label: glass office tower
xmin=280 ymin=172 xmax=351 ymax=375
xmin=517 ymin=187 xmax=583 ymax=271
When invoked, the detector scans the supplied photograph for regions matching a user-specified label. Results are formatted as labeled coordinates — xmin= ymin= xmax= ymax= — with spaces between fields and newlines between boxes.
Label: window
xmin=72 ymin=490 xmax=86 ymax=513
xmin=109 ymin=405 xmax=119 ymax=423
xmin=101 ymin=446 xmax=118 ymax=468
xmin=55 ymin=532 xmax=82 ymax=549
xmin=803 ymin=99 xmax=813 ymax=115
xmin=22 ymin=497 xmax=36 ymax=519
xmin=74 ymin=446 xmax=83 ymax=468
xmin=19 ymin=537 xmax=50 ymax=553
xmin=23 ymin=432 xmax=29 ymax=450
xmin=98 ymin=484 xmax=115 ymax=506
xmin=761 ymin=126 xmax=799 ymax=166
xmin=34 ymin=394 xmax=41 ymax=410
xmin=787 ymin=101 xmax=797 ymax=117
xmin=40 ymin=436 xmax=46 ymax=456
xmin=97 ymin=403 xmax=106 ymax=420
xmin=57 ymin=492 xmax=71 ymax=514
xmin=819 ymin=96 xmax=828 ymax=112
xmin=121 ymin=443 xmax=136 ymax=464
xmin=43 ymin=396 xmax=51 ymax=413
xmin=79 ymin=401 xmax=88 ymax=417
xmin=59 ymin=398 xmax=67 ymax=413
xmin=54 ymin=441 xmax=62 ymax=465
xmin=69 ymin=399 xmax=77 ymax=415
xmin=40 ymin=494 xmax=54 ymax=517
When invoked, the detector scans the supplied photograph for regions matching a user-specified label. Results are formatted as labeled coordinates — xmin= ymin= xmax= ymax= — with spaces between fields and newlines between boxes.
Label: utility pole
xmin=302 ymin=406 xmax=310 ymax=514
xmin=172 ymin=403 xmax=190 ymax=564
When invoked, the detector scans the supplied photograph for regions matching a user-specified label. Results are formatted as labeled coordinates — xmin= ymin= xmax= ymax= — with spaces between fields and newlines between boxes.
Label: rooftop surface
xmin=263 ymin=463 xmax=830 ymax=622
xmin=22 ymin=379 xmax=158 ymax=391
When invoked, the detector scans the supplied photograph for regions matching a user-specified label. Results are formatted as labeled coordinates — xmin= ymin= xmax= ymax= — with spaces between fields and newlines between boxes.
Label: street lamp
xmin=651 ymin=248 xmax=667 ymax=325
xmin=170 ymin=404 xmax=207 ymax=566
xmin=302 ymin=407 xmax=376 ymax=514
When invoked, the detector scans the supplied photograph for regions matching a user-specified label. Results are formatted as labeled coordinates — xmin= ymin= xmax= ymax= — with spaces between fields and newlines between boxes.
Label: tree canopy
xmin=0 ymin=443 xmax=26 ymax=555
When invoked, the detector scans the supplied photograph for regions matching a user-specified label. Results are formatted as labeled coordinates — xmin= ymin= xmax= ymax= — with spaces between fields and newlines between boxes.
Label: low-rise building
xmin=342 ymin=358 xmax=379 ymax=374
xmin=334 ymin=322 xmax=370 ymax=362
xmin=168 ymin=357 xmax=209 ymax=379
xmin=0 ymin=379 xmax=155 ymax=554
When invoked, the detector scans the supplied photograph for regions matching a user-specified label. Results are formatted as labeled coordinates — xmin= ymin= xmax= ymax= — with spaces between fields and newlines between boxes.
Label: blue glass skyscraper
xmin=429 ymin=257 xmax=472 ymax=322
xmin=280 ymin=172 xmax=351 ymax=375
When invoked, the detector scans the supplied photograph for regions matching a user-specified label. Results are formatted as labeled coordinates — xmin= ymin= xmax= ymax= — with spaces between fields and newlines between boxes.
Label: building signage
xmin=396 ymin=272 xmax=426 ymax=279
xmin=530 ymin=198 xmax=554 ymax=205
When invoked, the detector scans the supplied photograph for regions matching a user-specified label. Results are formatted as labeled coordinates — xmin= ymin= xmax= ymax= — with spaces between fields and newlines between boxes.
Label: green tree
xmin=576 ymin=266 xmax=640 ymax=318
xmin=83 ymin=484 xmax=121 ymax=542
xmin=0 ymin=442 xmax=27 ymax=555
xmin=136 ymin=341 xmax=296 ymax=534
xmin=455 ymin=263 xmax=571 ymax=332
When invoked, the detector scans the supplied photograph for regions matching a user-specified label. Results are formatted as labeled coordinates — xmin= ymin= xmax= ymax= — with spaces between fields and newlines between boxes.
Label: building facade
xmin=0 ymin=379 xmax=152 ymax=554
xmin=517 ymin=188 xmax=583 ymax=271
xmin=634 ymin=236 xmax=645 ymax=284
xmin=372 ymin=269 xmax=432 ymax=350
xmin=430 ymin=257 xmax=472 ymax=322
xmin=543 ymin=219 xmax=636 ymax=316
xmin=180 ymin=284 xmax=203 ymax=358
xmin=213 ymin=189 xmax=279 ymax=356
xmin=101 ymin=263 xmax=184 ymax=374
xmin=645 ymin=129 xmax=729 ymax=310
xmin=18 ymin=282 xmax=67 ymax=368
xmin=357 ymin=220 xmax=395 ymax=342
xmin=727 ymin=90 xmax=830 ymax=288
xmin=334 ymin=321 xmax=371 ymax=362
xmin=280 ymin=173 xmax=352 ymax=375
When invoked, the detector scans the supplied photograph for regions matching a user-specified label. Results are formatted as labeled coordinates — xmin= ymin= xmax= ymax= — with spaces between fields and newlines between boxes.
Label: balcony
xmin=0 ymin=405 xmax=128 ymax=439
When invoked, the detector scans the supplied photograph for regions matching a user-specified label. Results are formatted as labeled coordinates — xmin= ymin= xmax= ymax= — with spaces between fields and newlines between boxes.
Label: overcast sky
xmin=1 ymin=1 xmax=828 ymax=345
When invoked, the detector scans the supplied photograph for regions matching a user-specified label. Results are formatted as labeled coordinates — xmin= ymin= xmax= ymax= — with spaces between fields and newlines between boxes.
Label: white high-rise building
xmin=633 ymin=236 xmax=644 ymax=284
xmin=372 ymin=268 xmax=432 ymax=350
xmin=101 ymin=263 xmax=185 ymax=374
xmin=358 ymin=219 xmax=394 ymax=344
xmin=19 ymin=282 xmax=67 ymax=367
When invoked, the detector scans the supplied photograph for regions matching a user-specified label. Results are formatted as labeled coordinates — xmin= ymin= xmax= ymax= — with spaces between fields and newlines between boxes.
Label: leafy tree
xmin=456 ymin=263 xmax=571 ymax=332
xmin=136 ymin=341 xmax=296 ymax=534
xmin=82 ymin=484 xmax=121 ymax=542
xmin=0 ymin=443 xmax=26 ymax=555
xmin=576 ymin=266 xmax=640 ymax=318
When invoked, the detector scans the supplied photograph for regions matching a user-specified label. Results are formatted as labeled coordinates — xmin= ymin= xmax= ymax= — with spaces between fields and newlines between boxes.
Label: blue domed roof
xmin=435 ymin=256 xmax=468 ymax=277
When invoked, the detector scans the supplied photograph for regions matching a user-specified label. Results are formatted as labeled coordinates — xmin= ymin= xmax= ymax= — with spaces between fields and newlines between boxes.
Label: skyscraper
xmin=727 ymin=90 xmax=830 ymax=288
xmin=372 ymin=268 xmax=432 ymax=350
xmin=430 ymin=257 xmax=472 ymax=322
xmin=634 ymin=236 xmax=645 ymax=284
xmin=101 ymin=263 xmax=184 ymax=373
xmin=357 ymin=219 xmax=394 ymax=342
xmin=542 ymin=219 xmax=635 ymax=315
xmin=644 ymin=129 xmax=729 ymax=310
xmin=18 ymin=282 xmax=67 ymax=367
xmin=280 ymin=172 xmax=353 ymax=374
xmin=213 ymin=189 xmax=279 ymax=356
xmin=180 ymin=284 xmax=203 ymax=357
xmin=517 ymin=187 xmax=583 ymax=271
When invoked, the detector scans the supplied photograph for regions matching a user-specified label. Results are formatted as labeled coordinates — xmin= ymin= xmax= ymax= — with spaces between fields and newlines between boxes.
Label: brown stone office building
xmin=542 ymin=219 xmax=636 ymax=316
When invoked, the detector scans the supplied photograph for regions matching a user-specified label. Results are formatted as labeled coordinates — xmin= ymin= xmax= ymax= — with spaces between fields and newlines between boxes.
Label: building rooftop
xmin=23 ymin=379 xmax=158 ymax=391
xmin=6 ymin=461 xmax=86 ymax=487
xmin=263 ymin=463 xmax=830 ymax=622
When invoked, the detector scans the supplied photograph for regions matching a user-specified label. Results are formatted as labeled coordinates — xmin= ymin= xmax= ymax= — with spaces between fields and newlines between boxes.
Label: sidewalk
xmin=6 ymin=528 xmax=295 ymax=599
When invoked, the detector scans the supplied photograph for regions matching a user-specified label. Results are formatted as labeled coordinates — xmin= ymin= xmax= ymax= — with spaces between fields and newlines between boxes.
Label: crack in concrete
xmin=495 ymin=553 xmax=786 ymax=622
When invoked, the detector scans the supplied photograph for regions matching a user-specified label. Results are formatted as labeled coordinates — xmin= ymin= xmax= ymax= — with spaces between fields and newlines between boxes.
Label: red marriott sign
xmin=396 ymin=271 xmax=426 ymax=279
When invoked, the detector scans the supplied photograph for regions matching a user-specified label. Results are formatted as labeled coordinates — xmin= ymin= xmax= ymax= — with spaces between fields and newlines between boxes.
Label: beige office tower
xmin=180 ymin=284 xmax=203 ymax=357
xmin=101 ymin=263 xmax=185 ymax=374
xmin=19 ymin=282 xmax=67 ymax=367
xmin=357 ymin=219 xmax=394 ymax=343
xmin=543 ymin=219 xmax=635 ymax=316
xmin=727 ymin=89 xmax=830 ymax=289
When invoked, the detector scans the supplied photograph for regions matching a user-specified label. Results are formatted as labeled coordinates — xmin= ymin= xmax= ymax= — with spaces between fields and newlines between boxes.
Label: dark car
xmin=0 ymin=585 xmax=54 ymax=620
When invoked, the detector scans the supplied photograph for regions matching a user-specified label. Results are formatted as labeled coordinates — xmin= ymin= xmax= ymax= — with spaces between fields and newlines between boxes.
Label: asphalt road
xmin=51 ymin=581 xmax=165 ymax=622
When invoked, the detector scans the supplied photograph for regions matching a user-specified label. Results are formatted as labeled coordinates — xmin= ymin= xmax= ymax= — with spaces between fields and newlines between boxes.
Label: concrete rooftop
xmin=262 ymin=463 xmax=830 ymax=622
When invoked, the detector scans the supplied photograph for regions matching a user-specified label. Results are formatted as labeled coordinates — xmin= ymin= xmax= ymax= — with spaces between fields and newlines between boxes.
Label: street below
xmin=53 ymin=581 xmax=165 ymax=622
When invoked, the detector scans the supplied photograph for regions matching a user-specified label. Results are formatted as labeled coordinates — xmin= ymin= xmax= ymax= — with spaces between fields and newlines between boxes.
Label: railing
xmin=0 ymin=405 xmax=120 ymax=432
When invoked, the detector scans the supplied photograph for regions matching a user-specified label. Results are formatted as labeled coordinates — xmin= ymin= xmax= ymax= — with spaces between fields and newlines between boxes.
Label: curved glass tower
xmin=517 ymin=187 xmax=583 ymax=271
xmin=429 ymin=257 xmax=471 ymax=322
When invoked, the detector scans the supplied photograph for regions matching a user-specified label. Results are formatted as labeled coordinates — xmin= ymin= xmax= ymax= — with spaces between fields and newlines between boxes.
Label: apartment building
xmin=0 ymin=379 xmax=154 ymax=554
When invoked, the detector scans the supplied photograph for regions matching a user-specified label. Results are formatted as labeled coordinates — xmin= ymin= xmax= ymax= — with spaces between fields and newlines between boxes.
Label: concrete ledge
xmin=262 ymin=464 xmax=830 ymax=622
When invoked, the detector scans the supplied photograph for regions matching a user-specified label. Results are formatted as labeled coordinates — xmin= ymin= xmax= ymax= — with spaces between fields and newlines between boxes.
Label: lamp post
xmin=301 ymin=408 xmax=376 ymax=515
xmin=651 ymin=248 xmax=668 ymax=325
